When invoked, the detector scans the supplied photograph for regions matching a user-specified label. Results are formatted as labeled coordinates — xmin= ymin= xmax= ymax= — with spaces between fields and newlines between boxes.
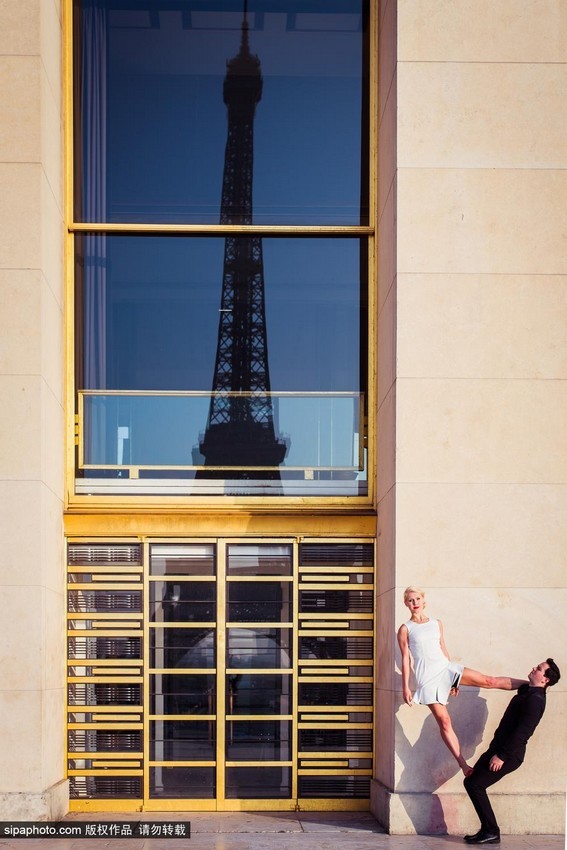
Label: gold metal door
xmin=67 ymin=538 xmax=374 ymax=811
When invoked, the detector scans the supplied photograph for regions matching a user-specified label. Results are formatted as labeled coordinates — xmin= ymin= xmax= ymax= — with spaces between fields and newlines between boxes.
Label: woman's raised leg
xmin=428 ymin=703 xmax=472 ymax=776
xmin=460 ymin=668 xmax=526 ymax=690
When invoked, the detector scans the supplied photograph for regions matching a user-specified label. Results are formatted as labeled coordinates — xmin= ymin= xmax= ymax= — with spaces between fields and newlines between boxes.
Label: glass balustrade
xmin=77 ymin=391 xmax=367 ymax=496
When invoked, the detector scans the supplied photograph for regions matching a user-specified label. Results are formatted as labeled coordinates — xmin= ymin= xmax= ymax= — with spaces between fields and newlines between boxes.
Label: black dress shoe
xmin=463 ymin=830 xmax=500 ymax=844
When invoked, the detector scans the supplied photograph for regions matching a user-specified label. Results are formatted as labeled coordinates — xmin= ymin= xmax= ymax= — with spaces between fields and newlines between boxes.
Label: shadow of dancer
xmin=394 ymin=671 xmax=488 ymax=835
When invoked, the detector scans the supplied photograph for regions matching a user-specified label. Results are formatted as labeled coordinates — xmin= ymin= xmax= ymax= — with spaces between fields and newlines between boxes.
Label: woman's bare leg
xmin=428 ymin=703 xmax=472 ymax=776
xmin=460 ymin=668 xmax=526 ymax=690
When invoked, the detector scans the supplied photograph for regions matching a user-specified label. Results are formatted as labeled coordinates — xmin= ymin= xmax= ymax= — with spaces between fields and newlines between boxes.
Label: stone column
xmin=373 ymin=0 xmax=566 ymax=835
xmin=0 ymin=0 xmax=67 ymax=818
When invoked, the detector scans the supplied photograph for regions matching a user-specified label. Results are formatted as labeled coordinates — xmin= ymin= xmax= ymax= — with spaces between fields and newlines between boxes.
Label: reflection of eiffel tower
xmin=197 ymin=2 xmax=288 ymax=477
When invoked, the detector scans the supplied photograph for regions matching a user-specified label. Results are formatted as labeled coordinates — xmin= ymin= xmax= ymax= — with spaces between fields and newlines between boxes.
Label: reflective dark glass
xmin=227 ymin=581 xmax=291 ymax=622
xmin=225 ymin=766 xmax=291 ymax=799
xmin=150 ymin=544 xmax=216 ymax=576
xmin=150 ymin=627 xmax=215 ymax=668
xmin=74 ymin=1 xmax=368 ymax=225
xmin=300 ymin=589 xmax=373 ymax=614
xmin=299 ymin=681 xmax=372 ymax=706
xmin=68 ymin=589 xmax=143 ymax=613
xmin=75 ymin=236 xmax=363 ymax=395
xmin=299 ymin=775 xmax=370 ymax=799
xmin=149 ymin=766 xmax=215 ymax=798
xmin=299 ymin=635 xmax=372 ymax=660
xmin=227 ymin=674 xmax=291 ymax=715
xmin=68 ymin=683 xmax=142 ymax=706
xmin=68 ymin=636 xmax=141 ymax=660
xmin=299 ymin=727 xmax=372 ymax=752
xmin=150 ymin=581 xmax=216 ymax=623
xmin=226 ymin=720 xmax=291 ymax=760
xmin=150 ymin=720 xmax=215 ymax=761
xmin=227 ymin=627 xmax=291 ymax=668
xmin=151 ymin=673 xmax=215 ymax=714
xmin=227 ymin=545 xmax=292 ymax=576
xmin=74 ymin=234 xmax=368 ymax=496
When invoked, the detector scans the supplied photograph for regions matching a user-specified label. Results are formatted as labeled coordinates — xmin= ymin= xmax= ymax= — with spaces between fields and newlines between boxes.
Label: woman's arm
xmin=438 ymin=619 xmax=451 ymax=660
xmin=397 ymin=624 xmax=413 ymax=705
xmin=439 ymin=620 xmax=460 ymax=695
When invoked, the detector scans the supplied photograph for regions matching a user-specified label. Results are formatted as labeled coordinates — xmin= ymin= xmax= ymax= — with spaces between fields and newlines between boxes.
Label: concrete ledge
xmin=0 ymin=780 xmax=69 ymax=820
xmin=371 ymin=779 xmax=565 ymax=835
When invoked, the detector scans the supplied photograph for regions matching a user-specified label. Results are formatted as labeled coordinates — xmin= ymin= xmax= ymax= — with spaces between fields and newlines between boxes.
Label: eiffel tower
xmin=196 ymin=2 xmax=288 ymax=477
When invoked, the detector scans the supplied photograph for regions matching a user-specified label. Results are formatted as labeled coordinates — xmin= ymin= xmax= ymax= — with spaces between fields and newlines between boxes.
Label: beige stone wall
xmin=374 ymin=0 xmax=398 ymax=812
xmin=373 ymin=0 xmax=567 ymax=835
xmin=0 ymin=0 xmax=67 ymax=818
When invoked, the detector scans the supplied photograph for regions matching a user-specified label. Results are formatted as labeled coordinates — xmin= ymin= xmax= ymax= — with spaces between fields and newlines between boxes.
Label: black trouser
xmin=463 ymin=750 xmax=522 ymax=833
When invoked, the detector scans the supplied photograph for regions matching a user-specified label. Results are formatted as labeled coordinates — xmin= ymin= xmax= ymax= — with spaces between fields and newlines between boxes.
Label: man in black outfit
xmin=463 ymin=657 xmax=561 ymax=845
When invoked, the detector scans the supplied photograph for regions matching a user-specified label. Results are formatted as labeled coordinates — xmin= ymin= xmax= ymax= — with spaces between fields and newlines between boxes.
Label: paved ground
xmin=0 ymin=813 xmax=563 ymax=850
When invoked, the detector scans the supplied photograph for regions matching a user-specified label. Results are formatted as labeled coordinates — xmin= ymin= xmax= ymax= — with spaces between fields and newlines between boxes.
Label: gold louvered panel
xmin=67 ymin=542 xmax=144 ymax=801
xmin=297 ymin=541 xmax=374 ymax=800
xmin=66 ymin=537 xmax=375 ymax=808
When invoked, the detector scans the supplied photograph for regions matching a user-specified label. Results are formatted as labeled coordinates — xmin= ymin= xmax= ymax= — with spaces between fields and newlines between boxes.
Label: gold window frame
xmin=66 ymin=535 xmax=376 ymax=812
xmin=63 ymin=1 xmax=378 ymax=513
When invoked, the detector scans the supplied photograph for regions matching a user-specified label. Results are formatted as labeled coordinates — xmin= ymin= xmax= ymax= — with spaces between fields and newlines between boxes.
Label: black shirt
xmin=490 ymin=683 xmax=546 ymax=763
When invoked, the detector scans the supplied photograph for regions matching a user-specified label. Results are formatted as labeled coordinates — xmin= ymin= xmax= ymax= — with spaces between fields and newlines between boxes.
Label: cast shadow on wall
xmin=394 ymin=671 xmax=488 ymax=835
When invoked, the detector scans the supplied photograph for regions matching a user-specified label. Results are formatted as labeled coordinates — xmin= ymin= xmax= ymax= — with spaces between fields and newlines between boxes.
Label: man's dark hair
xmin=544 ymin=658 xmax=561 ymax=688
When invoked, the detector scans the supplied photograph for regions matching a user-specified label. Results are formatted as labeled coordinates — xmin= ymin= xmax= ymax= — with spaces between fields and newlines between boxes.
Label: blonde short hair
xmin=403 ymin=586 xmax=426 ymax=605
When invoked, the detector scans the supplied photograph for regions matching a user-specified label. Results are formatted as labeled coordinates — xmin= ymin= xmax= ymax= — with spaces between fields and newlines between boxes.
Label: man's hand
xmin=489 ymin=755 xmax=504 ymax=772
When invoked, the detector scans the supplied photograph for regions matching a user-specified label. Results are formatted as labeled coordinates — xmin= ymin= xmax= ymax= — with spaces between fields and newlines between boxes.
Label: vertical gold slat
xmin=142 ymin=538 xmax=150 ymax=806
xmin=371 ymin=539 xmax=376 ymax=785
xmin=63 ymin=0 xmax=77 ymax=505
xmin=291 ymin=539 xmax=299 ymax=802
xmin=216 ymin=540 xmax=226 ymax=805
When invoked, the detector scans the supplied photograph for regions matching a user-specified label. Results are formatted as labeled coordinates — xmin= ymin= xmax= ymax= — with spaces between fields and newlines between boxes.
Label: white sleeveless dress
xmin=405 ymin=618 xmax=464 ymax=705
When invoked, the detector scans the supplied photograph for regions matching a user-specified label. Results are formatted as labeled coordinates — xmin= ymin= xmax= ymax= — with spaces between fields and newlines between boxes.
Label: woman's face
xmin=404 ymin=592 xmax=424 ymax=615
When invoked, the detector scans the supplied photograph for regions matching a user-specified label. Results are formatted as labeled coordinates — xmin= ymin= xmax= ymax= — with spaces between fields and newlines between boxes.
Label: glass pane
xmin=70 ymin=776 xmax=142 ymax=800
xmin=151 ymin=674 xmax=215 ymax=715
xmin=68 ymin=683 xmax=142 ymax=707
xmin=75 ymin=236 xmax=363 ymax=394
xmin=299 ymin=682 xmax=372 ymax=706
xmin=68 ymin=589 xmax=142 ymax=614
xmin=69 ymin=730 xmax=142 ymax=754
xmin=299 ymin=635 xmax=372 ymax=660
xmin=227 ymin=581 xmax=291 ymax=621
xmin=150 ymin=766 xmax=215 ymax=799
xmin=150 ymin=627 xmax=215 ymax=668
xmin=150 ymin=720 xmax=215 ymax=761
xmin=300 ymin=542 xmax=374 ymax=566
xmin=227 ymin=628 xmax=291 ymax=668
xmin=227 ymin=674 xmax=291 ymax=715
xmin=226 ymin=720 xmax=291 ymax=761
xmin=227 ymin=545 xmax=292 ymax=577
xmin=225 ymin=766 xmax=291 ymax=799
xmin=68 ymin=636 xmax=141 ymax=660
xmin=299 ymin=728 xmax=372 ymax=752
xmin=74 ymin=1 xmax=368 ymax=225
xmin=150 ymin=544 xmax=215 ymax=576
xmin=75 ymin=234 xmax=367 ymax=497
xmin=299 ymin=776 xmax=370 ymax=799
xmin=300 ymin=589 xmax=373 ymax=614
xmin=150 ymin=581 xmax=216 ymax=623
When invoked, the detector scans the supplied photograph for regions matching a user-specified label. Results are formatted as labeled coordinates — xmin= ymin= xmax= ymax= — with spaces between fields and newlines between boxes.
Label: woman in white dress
xmin=397 ymin=586 xmax=526 ymax=775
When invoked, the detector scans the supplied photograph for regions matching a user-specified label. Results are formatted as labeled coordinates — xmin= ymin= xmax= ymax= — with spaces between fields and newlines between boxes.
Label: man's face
xmin=528 ymin=661 xmax=550 ymax=687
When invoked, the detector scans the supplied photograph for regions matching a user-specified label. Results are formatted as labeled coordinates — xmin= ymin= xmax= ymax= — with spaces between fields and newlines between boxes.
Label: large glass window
xmin=72 ymin=0 xmax=371 ymax=498
xmin=74 ymin=1 xmax=368 ymax=225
